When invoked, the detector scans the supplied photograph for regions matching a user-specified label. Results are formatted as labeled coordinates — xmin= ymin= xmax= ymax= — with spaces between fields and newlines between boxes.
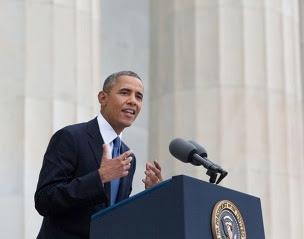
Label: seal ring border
xmin=211 ymin=200 xmax=247 ymax=239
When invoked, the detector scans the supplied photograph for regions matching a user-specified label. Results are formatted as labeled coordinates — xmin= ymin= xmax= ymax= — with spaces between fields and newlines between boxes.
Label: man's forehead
xmin=115 ymin=76 xmax=144 ymax=91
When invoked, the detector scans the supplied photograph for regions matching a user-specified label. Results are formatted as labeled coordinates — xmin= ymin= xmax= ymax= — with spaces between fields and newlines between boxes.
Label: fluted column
xmin=0 ymin=0 xmax=102 ymax=238
xmin=0 ymin=1 xmax=25 ymax=238
xmin=100 ymin=0 xmax=150 ymax=194
xmin=150 ymin=0 xmax=304 ymax=238
xmin=150 ymin=0 xmax=198 ymax=178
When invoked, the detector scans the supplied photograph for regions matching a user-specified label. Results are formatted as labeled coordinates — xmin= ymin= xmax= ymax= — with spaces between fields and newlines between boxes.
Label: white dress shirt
xmin=97 ymin=112 xmax=122 ymax=158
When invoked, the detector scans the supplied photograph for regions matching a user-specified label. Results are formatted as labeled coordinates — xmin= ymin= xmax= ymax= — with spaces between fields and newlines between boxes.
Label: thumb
xmin=101 ymin=144 xmax=110 ymax=161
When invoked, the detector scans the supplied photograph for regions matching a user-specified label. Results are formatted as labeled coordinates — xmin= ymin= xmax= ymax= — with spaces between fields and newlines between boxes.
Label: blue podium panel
xmin=181 ymin=176 xmax=264 ymax=239
xmin=90 ymin=175 xmax=265 ymax=239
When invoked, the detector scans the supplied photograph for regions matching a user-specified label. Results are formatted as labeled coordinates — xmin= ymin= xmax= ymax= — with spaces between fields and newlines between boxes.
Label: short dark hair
xmin=103 ymin=71 xmax=142 ymax=92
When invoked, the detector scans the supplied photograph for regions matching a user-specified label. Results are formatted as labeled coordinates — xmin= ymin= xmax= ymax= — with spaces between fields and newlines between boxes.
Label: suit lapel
xmin=86 ymin=118 xmax=104 ymax=166
xmin=86 ymin=118 xmax=111 ymax=205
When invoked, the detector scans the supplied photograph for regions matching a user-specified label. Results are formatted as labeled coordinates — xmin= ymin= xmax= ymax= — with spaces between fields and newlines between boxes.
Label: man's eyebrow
xmin=118 ymin=88 xmax=143 ymax=95
xmin=137 ymin=92 xmax=144 ymax=98
xmin=118 ymin=88 xmax=131 ymax=92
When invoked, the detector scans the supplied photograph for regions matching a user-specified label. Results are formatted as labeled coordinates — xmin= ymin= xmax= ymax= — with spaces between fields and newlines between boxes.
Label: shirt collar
xmin=97 ymin=112 xmax=122 ymax=144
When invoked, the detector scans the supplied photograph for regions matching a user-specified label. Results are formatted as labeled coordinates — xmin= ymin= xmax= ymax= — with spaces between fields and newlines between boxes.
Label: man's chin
xmin=118 ymin=116 xmax=138 ymax=130
xmin=124 ymin=122 xmax=133 ymax=128
xmin=120 ymin=120 xmax=134 ymax=129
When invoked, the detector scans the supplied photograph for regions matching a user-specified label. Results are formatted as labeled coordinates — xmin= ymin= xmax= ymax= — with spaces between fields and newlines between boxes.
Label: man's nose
xmin=127 ymin=93 xmax=137 ymax=105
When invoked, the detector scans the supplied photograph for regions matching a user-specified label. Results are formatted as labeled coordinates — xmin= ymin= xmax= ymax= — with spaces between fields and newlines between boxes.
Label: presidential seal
xmin=211 ymin=200 xmax=246 ymax=239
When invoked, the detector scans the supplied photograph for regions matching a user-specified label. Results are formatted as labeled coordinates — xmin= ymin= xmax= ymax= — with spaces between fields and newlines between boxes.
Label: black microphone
xmin=169 ymin=138 xmax=216 ymax=170
xmin=169 ymin=138 xmax=228 ymax=184
xmin=188 ymin=140 xmax=220 ymax=169
xmin=188 ymin=140 xmax=228 ymax=184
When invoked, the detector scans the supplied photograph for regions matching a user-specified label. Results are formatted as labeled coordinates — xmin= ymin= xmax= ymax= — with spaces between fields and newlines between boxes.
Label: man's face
xmin=98 ymin=75 xmax=144 ymax=134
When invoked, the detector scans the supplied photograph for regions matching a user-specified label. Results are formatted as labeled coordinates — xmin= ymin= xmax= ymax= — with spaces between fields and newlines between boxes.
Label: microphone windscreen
xmin=188 ymin=140 xmax=208 ymax=158
xmin=169 ymin=138 xmax=196 ymax=163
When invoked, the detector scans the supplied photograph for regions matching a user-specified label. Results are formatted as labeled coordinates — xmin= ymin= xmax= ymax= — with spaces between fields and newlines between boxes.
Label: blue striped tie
xmin=110 ymin=137 xmax=121 ymax=205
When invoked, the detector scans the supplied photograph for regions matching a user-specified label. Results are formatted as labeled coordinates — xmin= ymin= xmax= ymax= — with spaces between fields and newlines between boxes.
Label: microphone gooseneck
xmin=169 ymin=138 xmax=228 ymax=184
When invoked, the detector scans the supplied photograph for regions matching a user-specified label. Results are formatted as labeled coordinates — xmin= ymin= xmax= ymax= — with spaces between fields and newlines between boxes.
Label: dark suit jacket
xmin=34 ymin=118 xmax=136 ymax=239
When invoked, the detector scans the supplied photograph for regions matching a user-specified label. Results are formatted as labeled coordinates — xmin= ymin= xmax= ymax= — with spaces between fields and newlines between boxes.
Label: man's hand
xmin=142 ymin=161 xmax=163 ymax=189
xmin=98 ymin=144 xmax=133 ymax=183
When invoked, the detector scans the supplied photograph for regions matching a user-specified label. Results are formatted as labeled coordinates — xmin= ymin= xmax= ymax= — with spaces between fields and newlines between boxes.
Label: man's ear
xmin=98 ymin=91 xmax=107 ymax=106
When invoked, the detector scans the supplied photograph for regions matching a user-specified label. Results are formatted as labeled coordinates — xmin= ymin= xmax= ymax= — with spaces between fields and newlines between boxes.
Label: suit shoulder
xmin=53 ymin=118 xmax=97 ymax=139
xmin=63 ymin=122 xmax=87 ymax=134
xmin=47 ymin=122 xmax=83 ymax=144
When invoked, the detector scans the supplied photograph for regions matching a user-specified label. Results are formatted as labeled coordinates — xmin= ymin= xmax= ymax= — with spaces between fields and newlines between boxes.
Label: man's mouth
xmin=122 ymin=109 xmax=136 ymax=116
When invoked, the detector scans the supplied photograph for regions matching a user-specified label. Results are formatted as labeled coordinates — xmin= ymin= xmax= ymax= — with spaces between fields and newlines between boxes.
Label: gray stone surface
xmin=150 ymin=1 xmax=304 ymax=238
xmin=100 ymin=0 xmax=150 ymax=195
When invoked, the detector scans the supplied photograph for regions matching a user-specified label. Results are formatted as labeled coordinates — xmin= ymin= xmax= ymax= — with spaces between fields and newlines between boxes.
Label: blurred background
xmin=1 ymin=0 xmax=304 ymax=238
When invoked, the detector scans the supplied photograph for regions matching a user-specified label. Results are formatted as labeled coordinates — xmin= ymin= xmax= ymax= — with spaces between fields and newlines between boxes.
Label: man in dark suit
xmin=34 ymin=71 xmax=162 ymax=239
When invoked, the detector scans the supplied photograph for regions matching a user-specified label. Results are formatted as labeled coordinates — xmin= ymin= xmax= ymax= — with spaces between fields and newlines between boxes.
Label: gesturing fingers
xmin=99 ymin=149 xmax=134 ymax=183
xmin=146 ymin=161 xmax=162 ymax=181
xmin=153 ymin=160 xmax=161 ymax=171
xmin=117 ymin=150 xmax=133 ymax=175
xmin=144 ymin=170 xmax=159 ymax=182
xmin=121 ymin=155 xmax=133 ymax=176
xmin=142 ymin=161 xmax=163 ymax=189
xmin=117 ymin=150 xmax=133 ymax=161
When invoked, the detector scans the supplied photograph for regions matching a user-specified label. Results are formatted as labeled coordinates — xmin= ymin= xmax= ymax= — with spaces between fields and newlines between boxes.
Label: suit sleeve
xmin=34 ymin=128 xmax=107 ymax=216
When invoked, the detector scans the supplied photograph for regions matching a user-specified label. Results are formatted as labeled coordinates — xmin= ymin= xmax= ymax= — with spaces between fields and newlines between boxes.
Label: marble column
xmin=150 ymin=0 xmax=304 ymax=238
xmin=100 ymin=0 xmax=150 ymax=195
xmin=0 ymin=1 xmax=25 ymax=238
xmin=0 ymin=0 xmax=102 ymax=238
